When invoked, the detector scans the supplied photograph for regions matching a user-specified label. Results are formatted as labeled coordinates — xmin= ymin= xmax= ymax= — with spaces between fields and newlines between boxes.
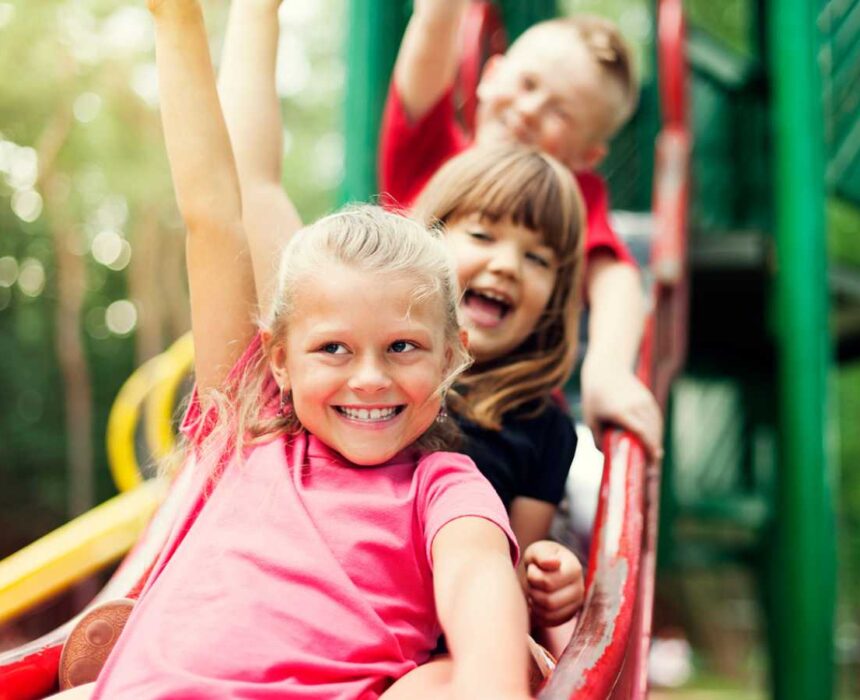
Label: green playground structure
xmin=341 ymin=0 xmax=850 ymax=696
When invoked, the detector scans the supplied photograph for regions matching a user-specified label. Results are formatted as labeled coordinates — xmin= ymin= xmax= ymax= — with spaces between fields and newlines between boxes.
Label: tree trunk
xmin=37 ymin=107 xmax=94 ymax=518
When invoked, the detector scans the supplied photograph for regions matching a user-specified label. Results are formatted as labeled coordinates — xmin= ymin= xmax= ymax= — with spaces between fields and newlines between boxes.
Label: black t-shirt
xmin=455 ymin=400 xmax=578 ymax=511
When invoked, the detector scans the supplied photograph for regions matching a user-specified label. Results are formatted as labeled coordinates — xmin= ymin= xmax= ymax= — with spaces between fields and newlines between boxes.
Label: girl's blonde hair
xmin=188 ymin=205 xmax=471 ymax=473
xmin=413 ymin=145 xmax=585 ymax=429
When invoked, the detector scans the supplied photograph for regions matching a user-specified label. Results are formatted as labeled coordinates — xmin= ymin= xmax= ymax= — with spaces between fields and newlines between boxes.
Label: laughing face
xmin=474 ymin=26 xmax=618 ymax=172
xmin=267 ymin=263 xmax=450 ymax=466
xmin=445 ymin=216 xmax=557 ymax=363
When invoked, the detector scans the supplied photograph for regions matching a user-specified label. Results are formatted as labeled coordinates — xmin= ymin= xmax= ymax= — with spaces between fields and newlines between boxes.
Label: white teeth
xmin=475 ymin=289 xmax=510 ymax=305
xmin=340 ymin=406 xmax=398 ymax=422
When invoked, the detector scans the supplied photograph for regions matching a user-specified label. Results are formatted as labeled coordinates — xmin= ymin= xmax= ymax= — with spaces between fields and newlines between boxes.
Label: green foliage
xmin=685 ymin=0 xmax=753 ymax=57
xmin=0 ymin=0 xmax=344 ymax=543
xmin=829 ymin=198 xmax=860 ymax=266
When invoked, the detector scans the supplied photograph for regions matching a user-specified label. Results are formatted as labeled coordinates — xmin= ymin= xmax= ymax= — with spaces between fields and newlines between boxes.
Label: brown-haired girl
xmin=415 ymin=144 xmax=587 ymax=631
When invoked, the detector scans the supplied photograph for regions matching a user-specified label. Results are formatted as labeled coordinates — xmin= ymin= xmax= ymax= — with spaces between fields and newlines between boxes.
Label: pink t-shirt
xmin=93 ymin=340 xmax=516 ymax=699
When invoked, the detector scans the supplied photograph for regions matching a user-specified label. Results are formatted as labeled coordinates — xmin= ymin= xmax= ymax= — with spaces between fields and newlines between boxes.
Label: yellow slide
xmin=0 ymin=333 xmax=193 ymax=625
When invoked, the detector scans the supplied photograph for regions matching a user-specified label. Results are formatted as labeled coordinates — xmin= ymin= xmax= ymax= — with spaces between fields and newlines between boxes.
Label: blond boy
xmin=381 ymin=2 xmax=663 ymax=460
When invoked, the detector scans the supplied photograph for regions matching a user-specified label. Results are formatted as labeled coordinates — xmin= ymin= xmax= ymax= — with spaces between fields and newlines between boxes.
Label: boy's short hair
xmin=514 ymin=14 xmax=639 ymax=139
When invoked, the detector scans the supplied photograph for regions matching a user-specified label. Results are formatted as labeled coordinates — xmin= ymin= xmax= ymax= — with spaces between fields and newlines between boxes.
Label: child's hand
xmin=581 ymin=362 xmax=664 ymax=461
xmin=523 ymin=541 xmax=584 ymax=628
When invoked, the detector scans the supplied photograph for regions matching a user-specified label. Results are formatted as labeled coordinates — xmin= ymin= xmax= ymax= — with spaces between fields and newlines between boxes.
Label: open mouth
xmin=334 ymin=406 xmax=405 ymax=423
xmin=462 ymin=289 xmax=513 ymax=328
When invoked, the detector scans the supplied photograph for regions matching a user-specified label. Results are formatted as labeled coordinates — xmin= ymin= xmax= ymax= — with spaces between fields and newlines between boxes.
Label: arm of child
xmin=218 ymin=0 xmax=302 ymax=310
xmin=431 ymin=516 xmax=531 ymax=700
xmin=522 ymin=541 xmax=584 ymax=629
xmin=510 ymin=499 xmax=585 ymax=628
xmin=149 ymin=0 xmax=257 ymax=393
xmin=393 ymin=0 xmax=469 ymax=122
xmin=581 ymin=253 xmax=664 ymax=460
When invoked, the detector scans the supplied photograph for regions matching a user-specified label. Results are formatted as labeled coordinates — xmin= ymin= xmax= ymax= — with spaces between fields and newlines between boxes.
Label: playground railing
xmin=539 ymin=0 xmax=690 ymax=696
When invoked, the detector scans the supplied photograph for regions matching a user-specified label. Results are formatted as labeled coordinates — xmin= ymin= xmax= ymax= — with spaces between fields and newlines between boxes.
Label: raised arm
xmin=218 ymin=0 xmax=302 ymax=310
xmin=431 ymin=517 xmax=531 ymax=700
xmin=581 ymin=253 xmax=663 ymax=459
xmin=149 ymin=0 xmax=257 ymax=392
xmin=393 ymin=0 xmax=469 ymax=122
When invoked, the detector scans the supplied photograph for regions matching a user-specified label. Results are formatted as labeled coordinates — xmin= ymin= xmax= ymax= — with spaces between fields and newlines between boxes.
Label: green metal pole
xmin=767 ymin=0 xmax=835 ymax=696
xmin=341 ymin=0 xmax=409 ymax=203
xmin=341 ymin=1 xmax=560 ymax=202
xmin=496 ymin=0 xmax=557 ymax=41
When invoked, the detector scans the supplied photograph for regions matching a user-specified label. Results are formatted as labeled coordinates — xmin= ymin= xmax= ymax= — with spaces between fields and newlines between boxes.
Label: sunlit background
xmin=0 ymin=1 xmax=857 ymax=697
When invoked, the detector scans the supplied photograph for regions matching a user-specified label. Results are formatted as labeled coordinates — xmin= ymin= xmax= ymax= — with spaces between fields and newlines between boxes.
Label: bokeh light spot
xmin=11 ymin=189 xmax=43 ymax=223
xmin=91 ymin=230 xmax=123 ymax=266
xmin=107 ymin=240 xmax=132 ymax=272
xmin=17 ymin=258 xmax=45 ymax=298
xmin=106 ymin=299 xmax=137 ymax=336
xmin=0 ymin=140 xmax=15 ymax=173
xmin=312 ymin=132 xmax=344 ymax=188
xmin=7 ymin=146 xmax=38 ymax=189
xmin=85 ymin=306 xmax=109 ymax=340
xmin=0 ymin=256 xmax=18 ymax=287
xmin=131 ymin=63 xmax=159 ymax=107
xmin=74 ymin=92 xmax=102 ymax=123
xmin=0 ymin=3 xmax=15 ymax=29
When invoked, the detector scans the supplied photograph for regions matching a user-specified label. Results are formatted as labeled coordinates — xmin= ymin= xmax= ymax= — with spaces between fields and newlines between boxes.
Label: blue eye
xmin=390 ymin=340 xmax=418 ymax=353
xmin=321 ymin=343 xmax=347 ymax=354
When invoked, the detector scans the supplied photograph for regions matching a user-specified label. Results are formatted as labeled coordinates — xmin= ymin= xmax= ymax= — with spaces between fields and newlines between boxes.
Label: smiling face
xmin=268 ymin=263 xmax=450 ymax=466
xmin=445 ymin=216 xmax=557 ymax=363
xmin=474 ymin=26 xmax=624 ymax=171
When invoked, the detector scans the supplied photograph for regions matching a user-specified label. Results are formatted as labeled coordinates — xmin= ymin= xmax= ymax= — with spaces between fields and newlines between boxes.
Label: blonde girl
xmin=215 ymin=0 xmax=589 ymax=640
xmin=54 ymin=1 xmax=534 ymax=699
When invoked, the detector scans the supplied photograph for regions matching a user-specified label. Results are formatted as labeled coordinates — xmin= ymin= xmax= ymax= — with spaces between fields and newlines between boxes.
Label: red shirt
xmin=379 ymin=83 xmax=634 ymax=266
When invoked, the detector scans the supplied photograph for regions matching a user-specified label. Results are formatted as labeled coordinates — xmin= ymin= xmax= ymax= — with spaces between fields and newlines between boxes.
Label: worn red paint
xmin=539 ymin=0 xmax=690 ymax=696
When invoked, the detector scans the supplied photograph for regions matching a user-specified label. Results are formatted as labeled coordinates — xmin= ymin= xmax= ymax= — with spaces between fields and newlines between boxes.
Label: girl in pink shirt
xmin=56 ymin=1 xmax=532 ymax=698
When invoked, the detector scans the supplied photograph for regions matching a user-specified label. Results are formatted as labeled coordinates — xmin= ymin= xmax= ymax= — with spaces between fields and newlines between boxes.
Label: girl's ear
xmin=444 ymin=328 xmax=470 ymax=373
xmin=263 ymin=330 xmax=291 ymax=392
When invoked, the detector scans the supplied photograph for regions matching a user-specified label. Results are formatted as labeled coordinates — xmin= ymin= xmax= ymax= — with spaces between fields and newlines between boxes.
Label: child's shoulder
xmin=416 ymin=448 xmax=478 ymax=474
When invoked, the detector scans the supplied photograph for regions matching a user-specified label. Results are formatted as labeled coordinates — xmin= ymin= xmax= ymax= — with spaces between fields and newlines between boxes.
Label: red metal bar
xmin=456 ymin=1 xmax=507 ymax=137
xmin=540 ymin=0 xmax=690 ymax=696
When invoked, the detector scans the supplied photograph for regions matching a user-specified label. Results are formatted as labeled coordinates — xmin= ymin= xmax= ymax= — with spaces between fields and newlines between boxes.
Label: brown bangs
xmin=414 ymin=145 xmax=583 ymax=268
xmin=413 ymin=144 xmax=586 ymax=429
